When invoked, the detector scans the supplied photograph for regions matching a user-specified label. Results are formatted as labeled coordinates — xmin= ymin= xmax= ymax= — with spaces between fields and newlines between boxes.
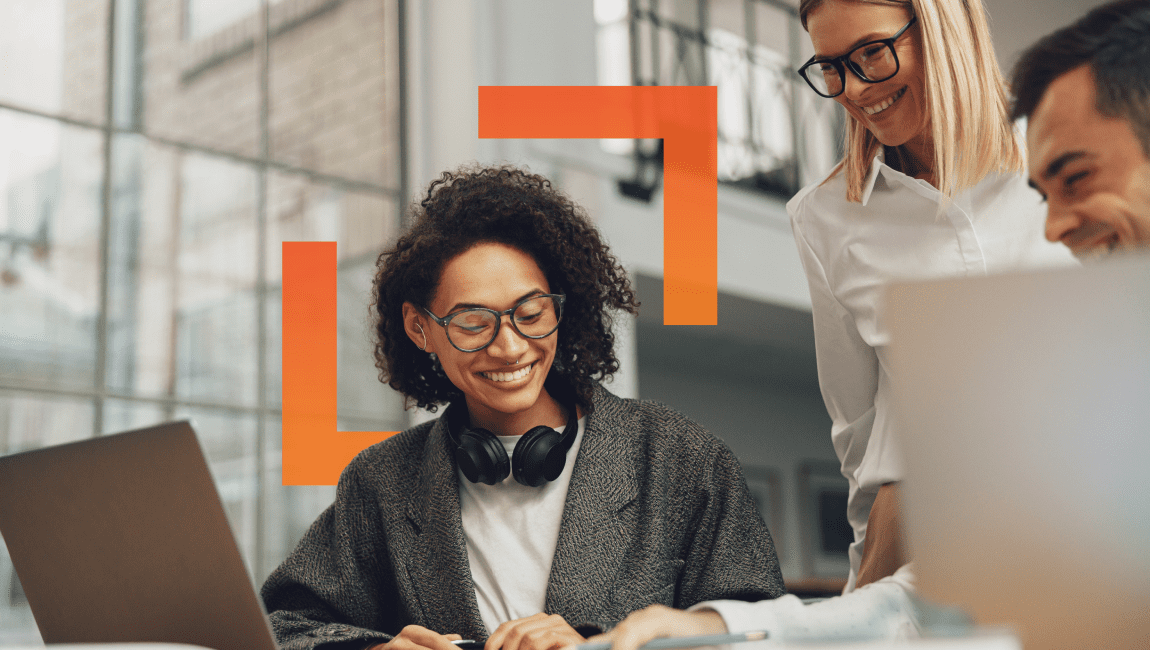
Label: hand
xmin=368 ymin=625 xmax=462 ymax=650
xmin=856 ymin=482 xmax=906 ymax=589
xmin=576 ymin=605 xmax=727 ymax=650
xmin=485 ymin=613 xmax=586 ymax=650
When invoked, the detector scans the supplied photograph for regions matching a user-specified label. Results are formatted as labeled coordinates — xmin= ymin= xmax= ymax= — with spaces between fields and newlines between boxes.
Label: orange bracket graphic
xmin=283 ymin=87 xmax=717 ymax=484
xmin=479 ymin=86 xmax=717 ymax=325
xmin=281 ymin=241 xmax=395 ymax=485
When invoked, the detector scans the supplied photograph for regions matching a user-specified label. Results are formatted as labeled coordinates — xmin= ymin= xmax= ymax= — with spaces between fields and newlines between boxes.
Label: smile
xmin=480 ymin=362 xmax=534 ymax=383
xmin=862 ymin=86 xmax=906 ymax=116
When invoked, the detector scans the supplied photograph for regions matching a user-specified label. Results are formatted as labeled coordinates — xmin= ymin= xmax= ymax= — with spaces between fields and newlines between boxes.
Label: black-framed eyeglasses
xmin=423 ymin=293 xmax=565 ymax=353
xmin=797 ymin=16 xmax=917 ymax=98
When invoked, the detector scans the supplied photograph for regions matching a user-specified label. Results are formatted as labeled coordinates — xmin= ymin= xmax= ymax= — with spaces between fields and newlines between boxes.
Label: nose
xmin=842 ymin=68 xmax=868 ymax=103
xmin=485 ymin=315 xmax=530 ymax=361
xmin=1045 ymin=204 xmax=1082 ymax=244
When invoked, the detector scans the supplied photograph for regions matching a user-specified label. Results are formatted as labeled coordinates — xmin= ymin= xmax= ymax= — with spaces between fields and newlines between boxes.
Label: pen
xmin=575 ymin=630 xmax=769 ymax=650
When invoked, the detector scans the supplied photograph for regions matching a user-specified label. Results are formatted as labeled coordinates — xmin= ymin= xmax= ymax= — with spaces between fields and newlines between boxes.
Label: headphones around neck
xmin=445 ymin=388 xmax=579 ymax=488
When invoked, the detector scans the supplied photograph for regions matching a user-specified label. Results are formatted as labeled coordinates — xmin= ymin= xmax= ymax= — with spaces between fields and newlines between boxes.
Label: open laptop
xmin=0 ymin=421 xmax=278 ymax=650
xmin=886 ymin=254 xmax=1150 ymax=650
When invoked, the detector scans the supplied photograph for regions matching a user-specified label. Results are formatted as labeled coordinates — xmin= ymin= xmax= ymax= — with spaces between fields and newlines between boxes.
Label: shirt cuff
xmin=688 ymin=568 xmax=920 ymax=643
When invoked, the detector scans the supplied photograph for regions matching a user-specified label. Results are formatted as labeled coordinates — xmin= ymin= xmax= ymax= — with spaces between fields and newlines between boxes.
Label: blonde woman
xmin=579 ymin=0 xmax=1076 ymax=645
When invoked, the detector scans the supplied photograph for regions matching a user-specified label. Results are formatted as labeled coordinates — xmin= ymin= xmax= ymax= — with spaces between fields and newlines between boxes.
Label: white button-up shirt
xmin=789 ymin=151 xmax=1078 ymax=591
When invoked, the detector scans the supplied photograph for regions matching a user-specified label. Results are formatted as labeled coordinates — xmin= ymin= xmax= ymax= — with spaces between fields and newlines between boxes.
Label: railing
xmin=617 ymin=0 xmax=844 ymax=200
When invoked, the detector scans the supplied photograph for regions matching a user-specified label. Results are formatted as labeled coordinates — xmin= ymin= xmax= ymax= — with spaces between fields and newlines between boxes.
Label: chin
xmin=487 ymin=386 xmax=543 ymax=413
xmin=869 ymin=122 xmax=918 ymax=148
xmin=472 ymin=372 xmax=551 ymax=415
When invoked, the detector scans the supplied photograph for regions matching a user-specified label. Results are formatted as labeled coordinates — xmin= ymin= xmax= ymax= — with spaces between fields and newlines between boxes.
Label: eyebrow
xmin=447 ymin=289 xmax=544 ymax=313
xmin=815 ymin=31 xmax=891 ymax=59
xmin=1041 ymin=151 xmax=1088 ymax=180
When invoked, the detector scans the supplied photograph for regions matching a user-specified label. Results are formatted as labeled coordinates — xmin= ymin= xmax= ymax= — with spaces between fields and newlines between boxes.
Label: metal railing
xmin=620 ymin=0 xmax=844 ymax=200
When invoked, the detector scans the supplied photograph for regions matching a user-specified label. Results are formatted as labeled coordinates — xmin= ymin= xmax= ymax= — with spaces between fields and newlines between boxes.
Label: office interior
xmin=0 ymin=0 xmax=1110 ymax=643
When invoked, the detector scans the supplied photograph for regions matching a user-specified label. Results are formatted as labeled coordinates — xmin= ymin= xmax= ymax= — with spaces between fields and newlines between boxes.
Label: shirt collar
xmin=866 ymin=147 xmax=956 ymax=208
xmin=859 ymin=149 xmax=885 ymax=206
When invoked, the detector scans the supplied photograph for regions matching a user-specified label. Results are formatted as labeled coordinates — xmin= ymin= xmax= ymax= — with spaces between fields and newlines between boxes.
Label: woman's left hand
xmin=485 ymin=613 xmax=586 ymax=650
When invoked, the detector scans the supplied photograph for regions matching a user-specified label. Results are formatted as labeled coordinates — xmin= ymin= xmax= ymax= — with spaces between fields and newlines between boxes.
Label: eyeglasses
xmin=797 ymin=16 xmax=917 ymax=98
xmin=423 ymin=294 xmax=565 ymax=353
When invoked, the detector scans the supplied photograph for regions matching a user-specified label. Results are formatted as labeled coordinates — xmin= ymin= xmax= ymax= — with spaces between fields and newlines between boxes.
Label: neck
xmin=465 ymin=388 xmax=568 ymax=436
xmin=892 ymin=132 xmax=936 ymax=187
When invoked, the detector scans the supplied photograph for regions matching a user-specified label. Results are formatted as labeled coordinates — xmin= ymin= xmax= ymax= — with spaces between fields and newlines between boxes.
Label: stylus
xmin=575 ymin=630 xmax=769 ymax=650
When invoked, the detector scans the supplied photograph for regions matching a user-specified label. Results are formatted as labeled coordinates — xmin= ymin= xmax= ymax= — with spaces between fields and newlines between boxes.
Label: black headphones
xmin=445 ymin=385 xmax=579 ymax=488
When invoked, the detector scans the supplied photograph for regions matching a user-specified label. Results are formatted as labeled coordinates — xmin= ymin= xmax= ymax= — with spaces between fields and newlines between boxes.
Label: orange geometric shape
xmin=281 ymin=241 xmax=396 ymax=485
xmin=281 ymin=87 xmax=717 ymax=483
xmin=479 ymin=86 xmax=717 ymax=326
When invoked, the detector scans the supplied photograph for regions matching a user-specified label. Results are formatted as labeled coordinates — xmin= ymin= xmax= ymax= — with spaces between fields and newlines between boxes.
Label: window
xmin=596 ymin=0 xmax=845 ymax=199
xmin=0 ymin=0 xmax=405 ymax=641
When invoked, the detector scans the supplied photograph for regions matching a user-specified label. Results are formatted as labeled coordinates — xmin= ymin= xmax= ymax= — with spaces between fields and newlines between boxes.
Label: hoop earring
xmin=415 ymin=323 xmax=428 ymax=352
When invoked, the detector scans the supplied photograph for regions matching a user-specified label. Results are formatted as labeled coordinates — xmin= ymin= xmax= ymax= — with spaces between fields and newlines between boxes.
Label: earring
xmin=415 ymin=323 xmax=428 ymax=352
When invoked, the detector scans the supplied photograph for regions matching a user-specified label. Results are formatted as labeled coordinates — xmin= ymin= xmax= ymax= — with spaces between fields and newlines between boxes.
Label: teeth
xmin=863 ymin=87 xmax=905 ymax=115
xmin=482 ymin=363 xmax=533 ymax=382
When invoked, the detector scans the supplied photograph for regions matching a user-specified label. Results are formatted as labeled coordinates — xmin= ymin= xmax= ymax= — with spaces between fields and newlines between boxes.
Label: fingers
xmin=488 ymin=613 xmax=585 ymax=650
xmin=604 ymin=605 xmax=676 ymax=650
xmin=603 ymin=606 xmax=727 ymax=650
xmin=487 ymin=613 xmax=548 ymax=650
xmin=387 ymin=625 xmax=466 ymax=650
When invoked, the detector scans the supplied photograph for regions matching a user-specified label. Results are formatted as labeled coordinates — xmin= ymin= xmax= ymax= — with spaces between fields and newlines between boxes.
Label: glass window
xmin=259 ymin=416 xmax=336 ymax=579
xmin=269 ymin=0 xmax=401 ymax=187
xmin=144 ymin=0 xmax=260 ymax=157
xmin=102 ymin=398 xmax=169 ymax=435
xmin=0 ymin=0 xmax=404 ymax=626
xmin=104 ymin=138 xmax=260 ymax=407
xmin=602 ymin=0 xmax=844 ymax=197
xmin=0 ymin=0 xmax=109 ymax=125
xmin=0 ymin=111 xmax=103 ymax=393
xmin=186 ymin=0 xmax=259 ymax=40
xmin=264 ymin=171 xmax=403 ymax=426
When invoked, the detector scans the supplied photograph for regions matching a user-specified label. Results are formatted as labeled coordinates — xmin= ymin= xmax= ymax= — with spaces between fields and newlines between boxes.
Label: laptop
xmin=886 ymin=254 xmax=1150 ymax=650
xmin=0 ymin=421 xmax=278 ymax=650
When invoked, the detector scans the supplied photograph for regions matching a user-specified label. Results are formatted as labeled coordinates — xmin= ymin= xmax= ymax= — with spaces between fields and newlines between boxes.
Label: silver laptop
xmin=0 ymin=421 xmax=278 ymax=650
xmin=886 ymin=254 xmax=1150 ymax=649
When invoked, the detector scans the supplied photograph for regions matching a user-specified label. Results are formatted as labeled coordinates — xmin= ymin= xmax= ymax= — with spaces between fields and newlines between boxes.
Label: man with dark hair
xmin=1011 ymin=0 xmax=1150 ymax=256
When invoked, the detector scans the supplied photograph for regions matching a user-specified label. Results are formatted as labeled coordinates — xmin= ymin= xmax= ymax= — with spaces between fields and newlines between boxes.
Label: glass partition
xmin=0 ymin=0 xmax=403 ymax=636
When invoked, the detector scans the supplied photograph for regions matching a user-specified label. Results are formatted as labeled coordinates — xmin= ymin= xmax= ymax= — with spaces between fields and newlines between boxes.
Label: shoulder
xmin=589 ymin=385 xmax=736 ymax=462
xmin=787 ymin=164 xmax=849 ymax=228
xmin=338 ymin=419 xmax=440 ymax=489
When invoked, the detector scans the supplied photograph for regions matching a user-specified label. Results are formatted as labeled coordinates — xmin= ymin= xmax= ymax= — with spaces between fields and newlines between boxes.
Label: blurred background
xmin=0 ymin=0 xmax=1107 ymax=641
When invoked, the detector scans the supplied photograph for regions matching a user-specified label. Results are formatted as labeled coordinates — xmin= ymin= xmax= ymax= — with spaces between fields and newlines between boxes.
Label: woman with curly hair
xmin=260 ymin=164 xmax=784 ymax=650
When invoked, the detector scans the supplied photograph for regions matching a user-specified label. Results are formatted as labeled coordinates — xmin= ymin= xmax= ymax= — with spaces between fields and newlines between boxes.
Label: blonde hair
xmin=799 ymin=0 xmax=1024 ymax=202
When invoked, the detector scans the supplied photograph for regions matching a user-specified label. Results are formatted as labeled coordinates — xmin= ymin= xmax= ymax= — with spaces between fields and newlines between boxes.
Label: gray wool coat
xmin=261 ymin=384 xmax=785 ymax=650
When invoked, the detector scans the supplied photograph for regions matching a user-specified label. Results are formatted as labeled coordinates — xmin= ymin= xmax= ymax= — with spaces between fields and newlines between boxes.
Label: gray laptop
xmin=0 ymin=421 xmax=278 ymax=650
xmin=886 ymin=254 xmax=1150 ymax=650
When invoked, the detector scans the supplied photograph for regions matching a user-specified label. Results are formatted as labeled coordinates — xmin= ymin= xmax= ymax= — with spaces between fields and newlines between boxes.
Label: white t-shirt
xmin=788 ymin=150 xmax=1077 ymax=591
xmin=458 ymin=416 xmax=586 ymax=635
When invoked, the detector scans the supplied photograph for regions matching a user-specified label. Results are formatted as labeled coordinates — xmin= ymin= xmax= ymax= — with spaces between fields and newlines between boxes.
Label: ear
xmin=402 ymin=302 xmax=436 ymax=354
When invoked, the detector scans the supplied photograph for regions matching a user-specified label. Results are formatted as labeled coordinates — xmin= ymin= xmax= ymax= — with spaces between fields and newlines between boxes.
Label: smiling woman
xmin=785 ymin=0 xmax=1083 ymax=601
xmin=590 ymin=1 xmax=1082 ymax=648
xmin=259 ymin=164 xmax=786 ymax=650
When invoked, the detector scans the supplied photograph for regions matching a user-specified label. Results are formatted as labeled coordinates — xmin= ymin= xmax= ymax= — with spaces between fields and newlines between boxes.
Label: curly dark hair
xmin=372 ymin=164 xmax=639 ymax=413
